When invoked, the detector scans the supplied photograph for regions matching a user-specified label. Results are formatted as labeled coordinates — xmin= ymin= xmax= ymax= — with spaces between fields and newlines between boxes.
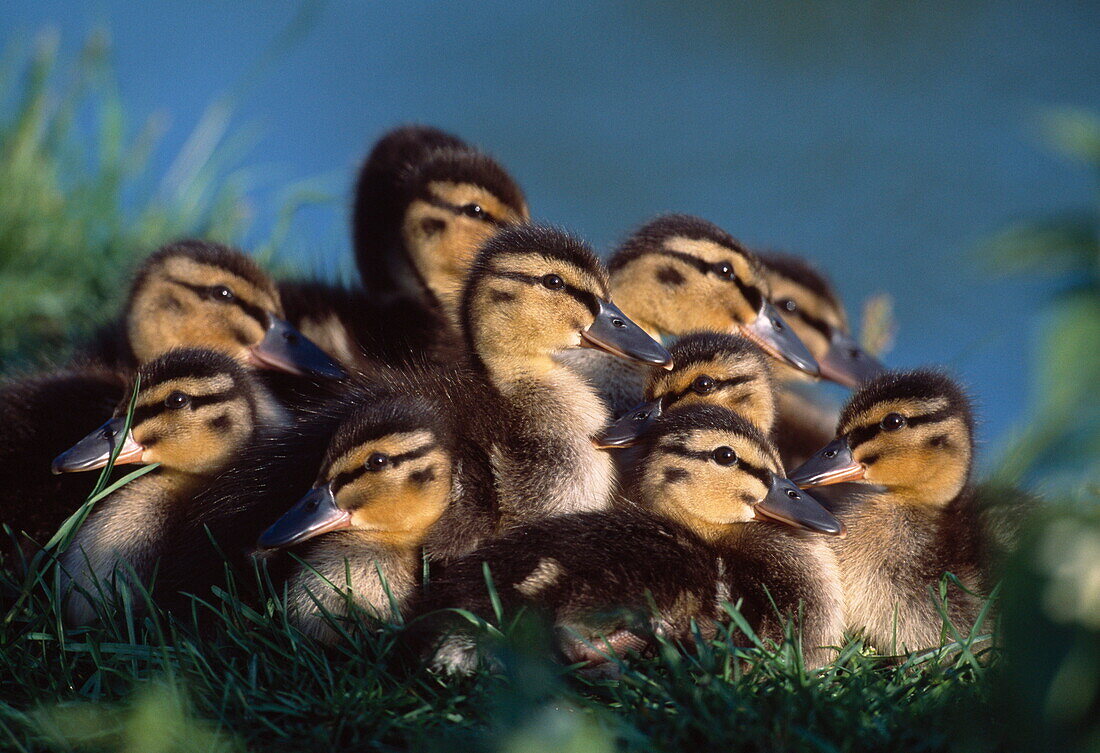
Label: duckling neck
xmin=484 ymin=350 xmax=615 ymax=520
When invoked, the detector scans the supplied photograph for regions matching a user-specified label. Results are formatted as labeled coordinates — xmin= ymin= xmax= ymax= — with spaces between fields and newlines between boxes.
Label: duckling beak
xmin=755 ymin=474 xmax=845 ymax=536
xmin=818 ymin=330 xmax=887 ymax=388
xmin=788 ymin=437 xmax=866 ymax=488
xmin=257 ymin=482 xmax=350 ymax=550
xmin=51 ymin=417 xmax=144 ymax=474
xmin=581 ymin=300 xmax=674 ymax=369
xmin=593 ymin=398 xmax=664 ymax=449
xmin=250 ymin=316 xmax=347 ymax=379
xmin=739 ymin=300 xmax=820 ymax=377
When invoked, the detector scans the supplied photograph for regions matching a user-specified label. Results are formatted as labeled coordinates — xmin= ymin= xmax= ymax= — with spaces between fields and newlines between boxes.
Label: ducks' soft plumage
xmin=280 ymin=125 xmax=530 ymax=371
xmin=788 ymin=369 xmax=987 ymax=653
xmin=0 ymin=242 xmax=343 ymax=554
xmin=417 ymin=404 xmax=844 ymax=675
xmin=53 ymin=348 xmax=287 ymax=625
xmin=560 ymin=214 xmax=819 ymax=419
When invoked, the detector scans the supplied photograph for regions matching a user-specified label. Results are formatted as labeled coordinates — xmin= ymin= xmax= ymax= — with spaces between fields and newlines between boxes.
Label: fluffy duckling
xmin=788 ymin=370 xmax=987 ymax=653
xmin=561 ymin=214 xmax=818 ymax=418
xmin=51 ymin=348 xmax=285 ymax=626
xmin=759 ymin=252 xmax=887 ymax=468
xmin=419 ymin=404 xmax=843 ymax=675
xmin=0 ymin=242 xmax=343 ymax=550
xmin=282 ymin=126 xmax=530 ymax=369
xmin=460 ymin=224 xmax=671 ymax=519
xmin=254 ymin=395 xmax=456 ymax=643
xmin=83 ymin=240 xmax=345 ymax=379
xmin=597 ymin=332 xmax=777 ymax=449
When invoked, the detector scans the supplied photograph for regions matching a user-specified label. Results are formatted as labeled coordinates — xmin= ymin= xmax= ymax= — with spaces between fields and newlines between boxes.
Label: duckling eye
xmin=778 ymin=298 xmax=798 ymax=313
xmin=459 ymin=203 xmax=487 ymax=220
xmin=691 ymin=375 xmax=716 ymax=394
xmin=711 ymin=261 xmax=736 ymax=281
xmin=541 ymin=274 xmax=565 ymax=290
xmin=881 ymin=413 xmax=907 ymax=431
xmin=164 ymin=391 xmax=191 ymax=409
xmin=711 ymin=446 xmax=738 ymax=466
xmin=365 ymin=452 xmax=390 ymax=471
xmin=211 ymin=285 xmax=235 ymax=302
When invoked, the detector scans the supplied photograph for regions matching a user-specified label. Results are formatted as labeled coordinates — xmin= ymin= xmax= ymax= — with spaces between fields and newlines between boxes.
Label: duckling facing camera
xmin=52 ymin=348 xmax=286 ymax=626
xmin=788 ymin=369 xmax=988 ymax=653
xmin=255 ymin=396 xmax=457 ymax=643
xmin=417 ymin=404 xmax=843 ymax=676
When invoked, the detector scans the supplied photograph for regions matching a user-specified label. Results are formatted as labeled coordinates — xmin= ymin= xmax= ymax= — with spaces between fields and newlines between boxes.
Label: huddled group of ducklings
xmin=0 ymin=125 xmax=1016 ymax=673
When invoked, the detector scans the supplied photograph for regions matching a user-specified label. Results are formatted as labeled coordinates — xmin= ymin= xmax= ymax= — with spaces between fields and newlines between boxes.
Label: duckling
xmin=51 ymin=348 xmax=285 ymax=626
xmin=418 ymin=404 xmax=843 ymax=675
xmin=281 ymin=126 xmax=530 ymax=369
xmin=560 ymin=214 xmax=819 ymax=419
xmin=597 ymin=332 xmax=777 ymax=449
xmin=80 ymin=239 xmax=346 ymax=379
xmin=459 ymin=223 xmax=671 ymax=519
xmin=788 ymin=369 xmax=987 ymax=653
xmin=253 ymin=395 xmax=457 ymax=643
xmin=758 ymin=251 xmax=887 ymax=468
xmin=0 ymin=242 xmax=345 ymax=550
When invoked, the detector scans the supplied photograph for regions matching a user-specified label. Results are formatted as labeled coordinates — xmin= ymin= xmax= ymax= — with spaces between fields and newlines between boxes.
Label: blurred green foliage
xmin=0 ymin=30 xmax=256 ymax=370
xmin=981 ymin=108 xmax=1100 ymax=491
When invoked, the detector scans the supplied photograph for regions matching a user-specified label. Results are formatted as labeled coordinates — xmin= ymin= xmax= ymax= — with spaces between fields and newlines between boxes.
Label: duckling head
xmin=598 ymin=332 xmax=776 ymax=448
xmin=607 ymin=215 xmax=819 ymax=377
xmin=628 ymin=404 xmax=843 ymax=540
xmin=126 ymin=241 xmax=345 ymax=378
xmin=789 ymin=370 xmax=974 ymax=507
xmin=52 ymin=348 xmax=275 ymax=477
xmin=461 ymin=224 xmax=672 ymax=378
xmin=760 ymin=251 xmax=885 ymax=387
xmin=256 ymin=395 xmax=453 ymax=550
xmin=354 ymin=125 xmax=528 ymax=320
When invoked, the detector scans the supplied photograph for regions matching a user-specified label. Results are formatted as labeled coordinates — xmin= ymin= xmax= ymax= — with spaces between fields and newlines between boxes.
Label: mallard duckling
xmin=759 ymin=251 xmax=885 ymax=388
xmin=51 ymin=348 xmax=285 ymax=625
xmin=758 ymin=252 xmax=887 ymax=468
xmin=82 ymin=239 xmax=345 ymax=379
xmin=788 ymin=369 xmax=987 ymax=653
xmin=0 ymin=242 xmax=344 ymax=549
xmin=254 ymin=395 xmax=456 ymax=643
xmin=561 ymin=214 xmax=818 ymax=418
xmin=460 ymin=223 xmax=671 ymax=519
xmin=418 ymin=404 xmax=843 ymax=675
xmin=597 ymin=332 xmax=776 ymax=448
xmin=281 ymin=126 xmax=530 ymax=369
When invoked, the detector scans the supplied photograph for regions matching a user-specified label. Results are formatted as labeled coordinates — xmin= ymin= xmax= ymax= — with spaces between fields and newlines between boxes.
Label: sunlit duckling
xmin=51 ymin=348 xmax=285 ymax=626
xmin=254 ymin=395 xmax=457 ymax=643
xmin=788 ymin=369 xmax=987 ymax=653
xmin=561 ymin=214 xmax=818 ymax=418
xmin=419 ymin=404 xmax=843 ymax=675
xmin=85 ymin=240 xmax=345 ymax=379
xmin=460 ymin=223 xmax=671 ymax=519
xmin=597 ymin=332 xmax=776 ymax=449
xmin=0 ymin=243 xmax=342 ymax=553
xmin=282 ymin=126 xmax=530 ymax=369
xmin=758 ymin=251 xmax=887 ymax=468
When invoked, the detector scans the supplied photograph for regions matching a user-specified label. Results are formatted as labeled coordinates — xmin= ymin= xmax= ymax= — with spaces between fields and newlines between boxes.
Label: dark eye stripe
xmin=663 ymin=375 xmax=755 ymax=409
xmin=166 ymin=277 xmax=271 ymax=330
xmin=629 ymin=248 xmax=764 ymax=312
xmin=329 ymin=442 xmax=438 ymax=495
xmin=489 ymin=270 xmax=600 ymax=317
xmin=423 ymin=195 xmax=502 ymax=226
xmin=657 ymin=442 xmax=773 ymax=488
xmin=778 ymin=304 xmax=832 ymax=339
xmin=129 ymin=389 xmax=240 ymax=428
xmin=847 ymin=406 xmax=957 ymax=450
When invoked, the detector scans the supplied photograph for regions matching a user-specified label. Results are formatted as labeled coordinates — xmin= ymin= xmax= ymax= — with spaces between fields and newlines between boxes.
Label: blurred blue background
xmin=5 ymin=0 xmax=1099 ymax=458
